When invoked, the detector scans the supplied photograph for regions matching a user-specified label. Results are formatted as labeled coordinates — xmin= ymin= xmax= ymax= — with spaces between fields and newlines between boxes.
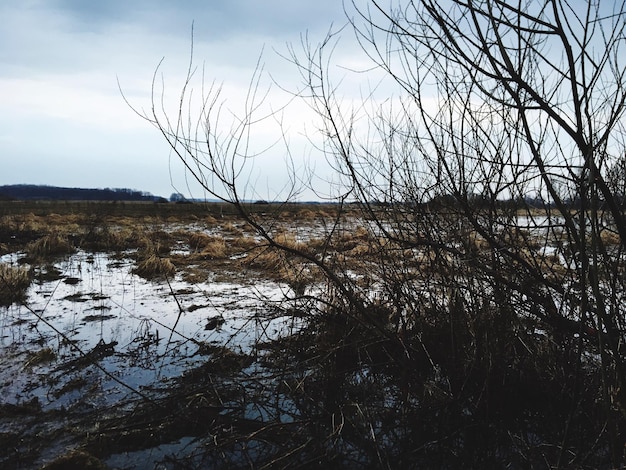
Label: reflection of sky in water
xmin=0 ymin=251 xmax=301 ymax=410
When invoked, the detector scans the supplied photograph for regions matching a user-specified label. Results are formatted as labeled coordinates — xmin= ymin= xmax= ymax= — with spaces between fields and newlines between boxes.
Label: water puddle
xmin=0 ymin=248 xmax=307 ymax=467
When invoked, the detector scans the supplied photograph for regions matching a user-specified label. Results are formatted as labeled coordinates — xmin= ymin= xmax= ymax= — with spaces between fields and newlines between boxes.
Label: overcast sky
xmin=0 ymin=1 xmax=372 ymax=200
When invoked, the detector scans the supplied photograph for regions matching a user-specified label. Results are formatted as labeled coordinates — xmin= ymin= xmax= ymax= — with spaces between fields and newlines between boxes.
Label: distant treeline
xmin=0 ymin=185 xmax=165 ymax=202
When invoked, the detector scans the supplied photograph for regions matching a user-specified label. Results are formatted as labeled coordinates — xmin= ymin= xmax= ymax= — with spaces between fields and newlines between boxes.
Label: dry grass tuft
xmin=0 ymin=263 xmax=31 ymax=306
xmin=296 ymin=209 xmax=318 ymax=220
xmin=274 ymin=231 xmax=302 ymax=250
xmin=242 ymin=246 xmax=284 ymax=271
xmin=187 ymin=232 xmax=208 ymax=250
xmin=136 ymin=235 xmax=170 ymax=257
xmin=221 ymin=221 xmax=243 ymax=235
xmin=187 ymin=232 xmax=228 ymax=259
xmin=347 ymin=243 xmax=372 ymax=257
xmin=200 ymin=238 xmax=227 ymax=259
xmin=133 ymin=254 xmax=176 ymax=280
xmin=600 ymin=229 xmax=621 ymax=245
xmin=187 ymin=232 xmax=212 ymax=250
xmin=278 ymin=264 xmax=316 ymax=295
xmin=25 ymin=234 xmax=74 ymax=259
xmin=304 ymin=236 xmax=328 ymax=252
xmin=231 ymin=235 xmax=259 ymax=251
xmin=82 ymin=226 xmax=134 ymax=252
xmin=334 ymin=226 xmax=371 ymax=252
xmin=467 ymin=231 xmax=491 ymax=252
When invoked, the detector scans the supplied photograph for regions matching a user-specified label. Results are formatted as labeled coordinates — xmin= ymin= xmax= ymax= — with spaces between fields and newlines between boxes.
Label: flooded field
xmin=1 ymin=249 xmax=298 ymax=405
xmin=0 ymin=203 xmax=324 ymax=469
xmin=1 ymin=201 xmax=622 ymax=468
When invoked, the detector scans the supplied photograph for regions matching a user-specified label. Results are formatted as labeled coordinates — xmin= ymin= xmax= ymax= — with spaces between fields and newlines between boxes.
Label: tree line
xmin=0 ymin=184 xmax=163 ymax=202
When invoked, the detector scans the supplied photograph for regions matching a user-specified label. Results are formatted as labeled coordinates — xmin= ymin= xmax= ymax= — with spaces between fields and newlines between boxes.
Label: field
xmin=0 ymin=201 xmax=363 ymax=468
xmin=0 ymin=200 xmax=623 ymax=468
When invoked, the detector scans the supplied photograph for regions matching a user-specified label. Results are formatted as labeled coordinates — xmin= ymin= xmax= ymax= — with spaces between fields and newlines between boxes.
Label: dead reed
xmin=600 ymin=228 xmax=622 ymax=245
xmin=231 ymin=234 xmax=259 ymax=250
xmin=187 ymin=232 xmax=214 ymax=251
xmin=183 ymin=232 xmax=228 ymax=261
xmin=81 ymin=226 xmax=136 ymax=252
xmin=0 ymin=263 xmax=31 ymax=306
xmin=242 ymin=246 xmax=284 ymax=271
xmin=25 ymin=234 xmax=74 ymax=260
xmin=132 ymin=254 xmax=176 ymax=280
xmin=221 ymin=221 xmax=243 ymax=235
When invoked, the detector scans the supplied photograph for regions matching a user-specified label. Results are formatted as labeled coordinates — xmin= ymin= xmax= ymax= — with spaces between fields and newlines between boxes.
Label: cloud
xmin=47 ymin=0 xmax=347 ymax=37
xmin=0 ymin=0 xmax=363 ymax=199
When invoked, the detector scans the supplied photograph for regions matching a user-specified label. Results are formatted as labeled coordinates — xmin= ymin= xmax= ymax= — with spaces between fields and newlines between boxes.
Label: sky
xmin=0 ymin=0 xmax=370 ymax=201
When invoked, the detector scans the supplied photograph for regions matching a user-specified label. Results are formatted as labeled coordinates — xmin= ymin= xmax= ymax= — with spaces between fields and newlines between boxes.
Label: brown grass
xmin=600 ymin=229 xmax=621 ymax=245
xmin=0 ymin=263 xmax=31 ymax=306
xmin=221 ymin=221 xmax=243 ymax=235
xmin=81 ymin=226 xmax=135 ymax=252
xmin=296 ymin=209 xmax=318 ymax=220
xmin=25 ymin=234 xmax=74 ymax=259
xmin=11 ymin=213 xmax=48 ymax=232
xmin=347 ymin=243 xmax=372 ymax=257
xmin=200 ymin=238 xmax=227 ymax=259
xmin=274 ymin=231 xmax=302 ymax=250
xmin=136 ymin=235 xmax=170 ymax=257
xmin=242 ymin=246 xmax=283 ymax=271
xmin=231 ymin=234 xmax=259 ymax=250
xmin=332 ymin=226 xmax=371 ymax=252
xmin=133 ymin=254 xmax=176 ymax=280
xmin=186 ymin=232 xmax=228 ymax=259
xmin=188 ymin=232 xmax=214 ymax=251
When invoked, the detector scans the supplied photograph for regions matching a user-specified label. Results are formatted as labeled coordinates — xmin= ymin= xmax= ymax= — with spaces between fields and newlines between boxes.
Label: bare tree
xmin=142 ymin=0 xmax=626 ymax=466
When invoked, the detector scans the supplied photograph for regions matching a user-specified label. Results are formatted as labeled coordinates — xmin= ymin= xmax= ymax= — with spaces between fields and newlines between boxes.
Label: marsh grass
xmin=600 ymin=228 xmax=622 ymax=245
xmin=187 ymin=232 xmax=214 ymax=252
xmin=199 ymin=239 xmax=227 ymax=259
xmin=0 ymin=262 xmax=31 ymax=306
xmin=241 ymin=245 xmax=284 ymax=271
xmin=132 ymin=254 xmax=176 ymax=280
xmin=187 ymin=232 xmax=228 ymax=259
xmin=231 ymin=234 xmax=259 ymax=251
xmin=81 ymin=226 xmax=135 ymax=252
xmin=237 ymin=239 xmax=318 ymax=294
xmin=25 ymin=233 xmax=75 ymax=260
xmin=221 ymin=221 xmax=243 ymax=235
